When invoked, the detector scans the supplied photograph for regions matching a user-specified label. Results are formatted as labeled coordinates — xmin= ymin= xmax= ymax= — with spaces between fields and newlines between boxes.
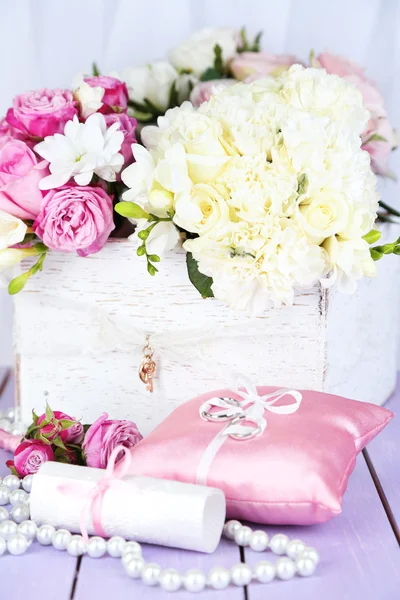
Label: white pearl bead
xmin=9 ymin=489 xmax=28 ymax=506
xmin=159 ymin=569 xmax=181 ymax=592
xmin=223 ymin=520 xmax=242 ymax=540
xmin=141 ymin=562 xmax=161 ymax=586
xmin=67 ymin=535 xmax=86 ymax=557
xmin=107 ymin=536 xmax=126 ymax=558
xmin=286 ymin=538 xmax=306 ymax=559
xmin=123 ymin=556 xmax=145 ymax=579
xmin=249 ymin=530 xmax=269 ymax=552
xmin=183 ymin=569 xmax=206 ymax=593
xmin=7 ymin=533 xmax=29 ymax=555
xmin=18 ymin=520 xmax=37 ymax=541
xmin=3 ymin=475 xmax=20 ymax=491
xmin=37 ymin=524 xmax=56 ymax=545
xmin=10 ymin=503 xmax=30 ymax=524
xmin=253 ymin=560 xmax=276 ymax=583
xmin=5 ymin=407 xmax=15 ymax=421
xmin=269 ymin=533 xmax=289 ymax=555
xmin=0 ymin=506 xmax=9 ymax=523
xmin=208 ymin=567 xmax=231 ymax=590
xmin=122 ymin=541 xmax=142 ymax=556
xmin=22 ymin=475 xmax=34 ymax=493
xmin=51 ymin=529 xmax=71 ymax=551
xmin=0 ymin=537 xmax=6 ymax=556
xmin=296 ymin=556 xmax=317 ymax=577
xmin=87 ymin=536 xmax=107 ymax=558
xmin=0 ymin=485 xmax=10 ymax=505
xmin=300 ymin=546 xmax=320 ymax=565
xmin=231 ymin=563 xmax=252 ymax=586
xmin=276 ymin=557 xmax=296 ymax=580
xmin=0 ymin=519 xmax=18 ymax=540
xmin=234 ymin=525 xmax=252 ymax=547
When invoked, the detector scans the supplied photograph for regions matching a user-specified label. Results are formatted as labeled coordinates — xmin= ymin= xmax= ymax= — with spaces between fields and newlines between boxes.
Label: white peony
xmin=121 ymin=62 xmax=179 ymax=112
xmin=0 ymin=211 xmax=27 ymax=251
xmin=168 ymin=27 xmax=239 ymax=77
xmin=122 ymin=65 xmax=380 ymax=313
xmin=35 ymin=114 xmax=124 ymax=190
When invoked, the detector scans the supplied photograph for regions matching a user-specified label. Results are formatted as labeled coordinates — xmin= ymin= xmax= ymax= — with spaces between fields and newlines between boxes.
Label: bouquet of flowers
xmin=5 ymin=404 xmax=142 ymax=477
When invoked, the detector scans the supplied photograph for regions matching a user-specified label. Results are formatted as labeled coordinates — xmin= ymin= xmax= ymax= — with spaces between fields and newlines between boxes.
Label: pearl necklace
xmin=0 ymin=474 xmax=319 ymax=593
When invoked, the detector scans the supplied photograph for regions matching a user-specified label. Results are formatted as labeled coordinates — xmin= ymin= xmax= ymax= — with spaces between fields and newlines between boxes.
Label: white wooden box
xmin=13 ymin=226 xmax=400 ymax=436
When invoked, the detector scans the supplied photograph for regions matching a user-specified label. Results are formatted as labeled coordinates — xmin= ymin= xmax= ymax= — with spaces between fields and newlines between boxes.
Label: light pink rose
xmin=12 ymin=439 xmax=54 ymax=477
xmin=33 ymin=185 xmax=115 ymax=256
xmin=190 ymin=79 xmax=236 ymax=107
xmin=0 ymin=117 xmax=28 ymax=148
xmin=83 ymin=76 xmax=129 ymax=114
xmin=0 ymin=140 xmax=48 ymax=219
xmin=315 ymin=52 xmax=396 ymax=176
xmin=83 ymin=413 xmax=143 ymax=468
xmin=37 ymin=410 xmax=84 ymax=444
xmin=231 ymin=51 xmax=301 ymax=81
xmin=6 ymin=88 xmax=78 ymax=138
xmin=104 ymin=113 xmax=137 ymax=165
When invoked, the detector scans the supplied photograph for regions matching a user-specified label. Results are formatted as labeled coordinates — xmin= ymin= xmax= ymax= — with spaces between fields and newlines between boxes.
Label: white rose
xmin=174 ymin=184 xmax=229 ymax=235
xmin=74 ymin=81 xmax=105 ymax=119
xmin=168 ymin=28 xmax=239 ymax=78
xmin=322 ymin=235 xmax=376 ymax=294
xmin=121 ymin=62 xmax=178 ymax=112
xmin=0 ymin=211 xmax=27 ymax=250
xmin=297 ymin=190 xmax=350 ymax=244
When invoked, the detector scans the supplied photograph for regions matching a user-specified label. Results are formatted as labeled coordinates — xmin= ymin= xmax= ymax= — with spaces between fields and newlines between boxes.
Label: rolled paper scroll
xmin=30 ymin=461 xmax=226 ymax=553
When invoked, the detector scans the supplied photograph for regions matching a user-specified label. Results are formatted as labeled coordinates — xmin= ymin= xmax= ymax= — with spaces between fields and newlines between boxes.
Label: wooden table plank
xmin=0 ymin=374 xmax=78 ymax=600
xmin=74 ymin=537 xmax=244 ymax=599
xmin=244 ymin=455 xmax=400 ymax=599
xmin=364 ymin=376 xmax=400 ymax=540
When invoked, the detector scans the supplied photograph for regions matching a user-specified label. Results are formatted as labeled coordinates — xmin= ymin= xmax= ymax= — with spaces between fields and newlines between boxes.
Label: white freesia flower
xmin=121 ymin=62 xmax=178 ymax=112
xmin=35 ymin=113 xmax=124 ymax=190
xmin=123 ymin=65 xmax=380 ymax=313
xmin=146 ymin=221 xmax=180 ymax=257
xmin=74 ymin=80 xmax=105 ymax=118
xmin=168 ymin=27 xmax=239 ymax=77
xmin=0 ymin=211 xmax=27 ymax=251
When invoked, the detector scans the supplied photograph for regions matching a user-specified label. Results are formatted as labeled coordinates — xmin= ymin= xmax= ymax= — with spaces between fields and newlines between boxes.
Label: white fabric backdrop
xmin=1 ymin=0 xmax=400 ymax=364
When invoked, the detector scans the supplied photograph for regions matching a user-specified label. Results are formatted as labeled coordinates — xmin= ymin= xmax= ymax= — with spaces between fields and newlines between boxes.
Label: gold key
xmin=139 ymin=340 xmax=156 ymax=393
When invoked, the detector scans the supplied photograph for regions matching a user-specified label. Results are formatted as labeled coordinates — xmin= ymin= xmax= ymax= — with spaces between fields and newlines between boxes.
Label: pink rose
xmin=33 ymin=185 xmax=115 ymax=256
xmin=0 ymin=140 xmax=48 ymax=219
xmin=104 ymin=113 xmax=137 ymax=165
xmin=83 ymin=76 xmax=129 ymax=114
xmin=13 ymin=439 xmax=54 ymax=477
xmin=190 ymin=79 xmax=236 ymax=107
xmin=0 ymin=117 xmax=28 ymax=149
xmin=231 ymin=52 xmax=301 ymax=81
xmin=83 ymin=413 xmax=143 ymax=468
xmin=6 ymin=88 xmax=78 ymax=138
xmin=315 ymin=53 xmax=396 ymax=175
xmin=37 ymin=410 xmax=84 ymax=444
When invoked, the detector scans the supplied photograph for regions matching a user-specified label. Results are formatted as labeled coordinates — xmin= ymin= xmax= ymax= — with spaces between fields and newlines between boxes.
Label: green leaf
xmin=370 ymin=248 xmax=383 ymax=260
xmin=364 ymin=133 xmax=388 ymax=143
xmin=239 ymin=27 xmax=249 ymax=52
xmin=363 ymin=229 xmax=381 ymax=245
xmin=168 ymin=80 xmax=179 ymax=109
xmin=394 ymin=246 xmax=400 ymax=255
xmin=200 ymin=67 xmax=223 ymax=82
xmin=32 ymin=409 xmax=39 ymax=426
xmin=45 ymin=402 xmax=54 ymax=421
xmin=381 ymin=243 xmax=396 ymax=254
xmin=137 ymin=245 xmax=146 ymax=257
xmin=186 ymin=253 xmax=214 ymax=299
xmin=25 ymin=424 xmax=39 ymax=439
xmin=213 ymin=44 xmax=223 ymax=73
xmin=115 ymin=202 xmax=150 ymax=220
xmin=251 ymin=31 xmax=263 ymax=52
xmin=297 ymin=173 xmax=308 ymax=196
xmin=52 ymin=436 xmax=67 ymax=451
xmin=59 ymin=419 xmax=76 ymax=430
xmin=8 ymin=272 xmax=31 ymax=295
xmin=92 ymin=62 xmax=100 ymax=76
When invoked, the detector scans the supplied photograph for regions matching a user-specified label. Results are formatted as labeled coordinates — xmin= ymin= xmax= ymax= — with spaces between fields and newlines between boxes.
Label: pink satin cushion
xmin=129 ymin=387 xmax=393 ymax=525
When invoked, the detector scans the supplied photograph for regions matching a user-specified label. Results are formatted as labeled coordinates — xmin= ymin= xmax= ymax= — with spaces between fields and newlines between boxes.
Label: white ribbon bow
xmin=196 ymin=376 xmax=302 ymax=485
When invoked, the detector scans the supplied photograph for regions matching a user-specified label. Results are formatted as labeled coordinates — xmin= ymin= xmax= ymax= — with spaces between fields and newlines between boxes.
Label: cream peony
xmin=122 ymin=65 xmax=380 ymax=314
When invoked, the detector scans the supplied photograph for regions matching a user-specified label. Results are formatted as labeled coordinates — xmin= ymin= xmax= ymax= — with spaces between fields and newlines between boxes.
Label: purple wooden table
xmin=0 ymin=368 xmax=399 ymax=599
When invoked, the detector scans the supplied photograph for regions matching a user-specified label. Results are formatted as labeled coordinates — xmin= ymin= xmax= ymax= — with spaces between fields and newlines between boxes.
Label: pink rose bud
xmin=37 ymin=410 xmax=84 ymax=444
xmin=83 ymin=413 xmax=143 ymax=469
xmin=13 ymin=439 xmax=54 ymax=477
xmin=190 ymin=79 xmax=236 ymax=107
xmin=0 ymin=140 xmax=48 ymax=220
xmin=33 ymin=185 xmax=115 ymax=256
xmin=6 ymin=88 xmax=78 ymax=138
xmin=104 ymin=113 xmax=137 ymax=166
xmin=83 ymin=76 xmax=129 ymax=114
xmin=230 ymin=51 xmax=301 ymax=81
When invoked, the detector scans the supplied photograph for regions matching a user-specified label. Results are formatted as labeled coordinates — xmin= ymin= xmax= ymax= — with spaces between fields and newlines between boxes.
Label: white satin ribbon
xmin=196 ymin=376 xmax=302 ymax=486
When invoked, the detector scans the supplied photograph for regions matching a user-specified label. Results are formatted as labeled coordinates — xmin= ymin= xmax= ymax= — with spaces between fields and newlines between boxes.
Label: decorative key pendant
xmin=139 ymin=340 xmax=156 ymax=393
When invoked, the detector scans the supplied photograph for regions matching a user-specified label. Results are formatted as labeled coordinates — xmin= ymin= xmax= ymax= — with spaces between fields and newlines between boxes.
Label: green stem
xmin=379 ymin=200 xmax=400 ymax=218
